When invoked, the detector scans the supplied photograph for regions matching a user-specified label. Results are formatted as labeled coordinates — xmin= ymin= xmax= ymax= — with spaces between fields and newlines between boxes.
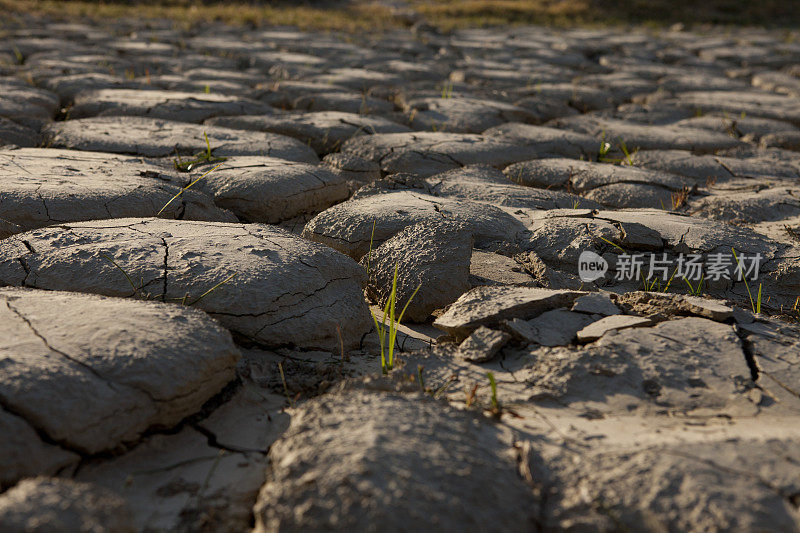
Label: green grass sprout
xmin=597 ymin=130 xmax=611 ymax=161
xmin=641 ymin=272 xmax=659 ymax=292
xmin=732 ymin=247 xmax=762 ymax=314
xmin=172 ymin=132 xmax=228 ymax=172
xmin=371 ymin=263 xmax=421 ymax=374
xmin=662 ymin=266 xmax=678 ymax=293
xmin=682 ymin=274 xmax=705 ymax=296
xmin=441 ymin=80 xmax=454 ymax=99
xmin=619 ymin=140 xmax=635 ymax=165
xmin=487 ymin=371 xmax=499 ymax=412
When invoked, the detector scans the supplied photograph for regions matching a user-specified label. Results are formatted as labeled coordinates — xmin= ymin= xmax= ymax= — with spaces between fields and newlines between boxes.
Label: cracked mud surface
xmin=2 ymin=12 xmax=800 ymax=533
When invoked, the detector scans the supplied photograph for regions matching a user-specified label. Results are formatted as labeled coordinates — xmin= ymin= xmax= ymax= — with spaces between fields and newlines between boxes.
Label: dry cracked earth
xmin=2 ymin=14 xmax=800 ymax=533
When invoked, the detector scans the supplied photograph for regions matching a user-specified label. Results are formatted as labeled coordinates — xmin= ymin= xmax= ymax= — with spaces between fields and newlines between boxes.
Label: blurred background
xmin=1 ymin=0 xmax=798 ymax=31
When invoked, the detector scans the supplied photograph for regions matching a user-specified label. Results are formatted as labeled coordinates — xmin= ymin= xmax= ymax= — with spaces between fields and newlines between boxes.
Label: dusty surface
xmin=2 ymin=12 xmax=800 ymax=533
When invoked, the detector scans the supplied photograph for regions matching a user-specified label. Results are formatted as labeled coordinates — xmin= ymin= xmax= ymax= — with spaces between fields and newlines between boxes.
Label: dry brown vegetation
xmin=0 ymin=0 xmax=398 ymax=32
xmin=1 ymin=0 xmax=798 ymax=32
xmin=416 ymin=0 xmax=800 ymax=29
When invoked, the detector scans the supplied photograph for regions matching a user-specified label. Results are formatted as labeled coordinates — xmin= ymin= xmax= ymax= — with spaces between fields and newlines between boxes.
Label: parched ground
xmin=2 ymin=6 xmax=800 ymax=532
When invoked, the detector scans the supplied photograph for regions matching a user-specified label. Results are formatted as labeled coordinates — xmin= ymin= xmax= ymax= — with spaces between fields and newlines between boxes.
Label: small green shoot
xmin=640 ymin=270 xmax=676 ymax=293
xmin=485 ymin=371 xmax=517 ymax=418
xmin=598 ymin=141 xmax=612 ymax=160
xmin=370 ymin=263 xmax=421 ymax=375
xmin=641 ymin=272 xmax=660 ymax=292
xmin=417 ymin=365 xmax=425 ymax=392
xmin=682 ymin=274 xmax=705 ymax=296
xmin=598 ymin=135 xmax=637 ymax=166
xmin=202 ymin=131 xmax=212 ymax=158
xmin=619 ymin=140 xmax=635 ymax=166
xmin=172 ymin=132 xmax=228 ymax=172
xmin=662 ymin=267 xmax=678 ymax=293
xmin=756 ymin=283 xmax=762 ymax=314
xmin=11 ymin=45 xmax=22 ymax=63
xmin=173 ymin=146 xmax=184 ymax=168
xmin=158 ymin=162 xmax=223 ymax=215
xmin=487 ymin=372 xmax=499 ymax=413
xmin=732 ymin=247 xmax=762 ymax=314
xmin=203 ymin=84 xmax=211 ymax=94
xmin=597 ymin=130 xmax=611 ymax=161
xmin=441 ymin=80 xmax=454 ymax=99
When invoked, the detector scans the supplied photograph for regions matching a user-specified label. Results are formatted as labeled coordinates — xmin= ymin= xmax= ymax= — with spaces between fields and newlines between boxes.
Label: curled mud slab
xmin=0 ymin=219 xmax=372 ymax=351
xmin=3 ymin=14 xmax=800 ymax=532
xmin=0 ymin=147 xmax=236 ymax=236
xmin=0 ymin=288 xmax=239 ymax=456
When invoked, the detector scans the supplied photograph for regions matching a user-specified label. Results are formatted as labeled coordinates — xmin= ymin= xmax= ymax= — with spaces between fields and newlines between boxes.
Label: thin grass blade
xmin=732 ymin=248 xmax=756 ymax=313
xmin=158 ymin=162 xmax=223 ymax=215
xmin=187 ymin=272 xmax=238 ymax=306
xmin=100 ymin=253 xmax=138 ymax=296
